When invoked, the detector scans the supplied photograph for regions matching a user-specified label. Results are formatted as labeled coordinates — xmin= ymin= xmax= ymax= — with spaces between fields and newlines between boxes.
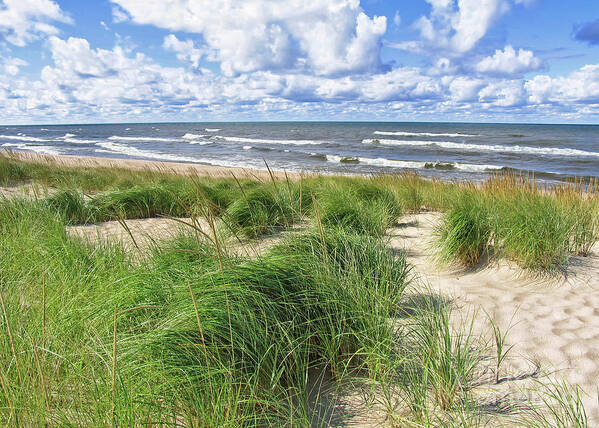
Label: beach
xmin=1 ymin=151 xmax=598 ymax=425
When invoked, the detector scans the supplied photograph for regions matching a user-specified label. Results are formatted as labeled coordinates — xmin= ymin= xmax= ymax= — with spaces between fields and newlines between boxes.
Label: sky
xmin=1 ymin=0 xmax=599 ymax=124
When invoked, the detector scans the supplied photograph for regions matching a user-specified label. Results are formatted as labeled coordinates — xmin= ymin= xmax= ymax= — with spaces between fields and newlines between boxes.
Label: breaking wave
xmin=0 ymin=135 xmax=51 ymax=142
xmin=108 ymin=136 xmax=177 ymax=142
xmin=373 ymin=131 xmax=478 ymax=137
xmin=212 ymin=135 xmax=325 ymax=146
xmin=362 ymin=139 xmax=599 ymax=158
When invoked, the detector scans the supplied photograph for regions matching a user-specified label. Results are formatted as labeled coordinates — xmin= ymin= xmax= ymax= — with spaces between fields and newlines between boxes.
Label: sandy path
xmin=67 ymin=217 xmax=195 ymax=251
xmin=389 ymin=212 xmax=599 ymax=423
xmin=66 ymin=217 xmax=293 ymax=258
xmin=0 ymin=182 xmax=56 ymax=199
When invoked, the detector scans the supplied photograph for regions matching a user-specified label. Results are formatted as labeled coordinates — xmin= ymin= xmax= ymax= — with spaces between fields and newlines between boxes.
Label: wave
xmin=212 ymin=135 xmax=325 ymax=146
xmin=243 ymin=145 xmax=252 ymax=150
xmin=97 ymin=142 xmax=198 ymax=162
xmin=373 ymin=131 xmax=478 ymax=137
xmin=182 ymin=133 xmax=208 ymax=140
xmin=326 ymin=153 xmax=504 ymax=172
xmin=0 ymin=135 xmax=51 ymax=142
xmin=96 ymin=142 xmax=262 ymax=170
xmin=362 ymin=139 xmax=599 ymax=158
xmin=1 ymin=142 xmax=61 ymax=155
xmin=205 ymin=128 xmax=221 ymax=132
xmin=189 ymin=141 xmax=214 ymax=146
xmin=108 ymin=136 xmax=177 ymax=142
xmin=61 ymin=133 xmax=77 ymax=138
xmin=64 ymin=138 xmax=98 ymax=144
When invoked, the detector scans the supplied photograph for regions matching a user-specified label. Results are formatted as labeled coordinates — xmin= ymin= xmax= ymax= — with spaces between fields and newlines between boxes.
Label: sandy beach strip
xmin=0 ymin=151 xmax=309 ymax=181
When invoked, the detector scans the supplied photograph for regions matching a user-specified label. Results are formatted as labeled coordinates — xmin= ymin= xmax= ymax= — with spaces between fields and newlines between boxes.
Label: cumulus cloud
xmin=3 ymin=31 xmax=599 ymax=123
xmin=397 ymin=0 xmax=530 ymax=56
xmin=476 ymin=45 xmax=542 ymax=75
xmin=109 ymin=0 xmax=386 ymax=77
xmin=448 ymin=77 xmax=484 ymax=101
xmin=0 ymin=0 xmax=71 ymax=46
xmin=479 ymin=80 xmax=526 ymax=107
xmin=525 ymin=65 xmax=599 ymax=104
xmin=163 ymin=35 xmax=205 ymax=69
xmin=574 ymin=19 xmax=599 ymax=45
xmin=2 ymin=56 xmax=28 ymax=75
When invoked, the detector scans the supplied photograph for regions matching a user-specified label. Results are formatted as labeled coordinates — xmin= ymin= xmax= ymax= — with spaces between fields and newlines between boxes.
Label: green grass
xmin=225 ymin=185 xmax=299 ymax=238
xmin=0 ymin=154 xmax=596 ymax=426
xmin=435 ymin=192 xmax=492 ymax=267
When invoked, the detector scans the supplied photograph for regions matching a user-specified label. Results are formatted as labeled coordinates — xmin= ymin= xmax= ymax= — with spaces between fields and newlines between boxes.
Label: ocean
xmin=1 ymin=122 xmax=598 ymax=182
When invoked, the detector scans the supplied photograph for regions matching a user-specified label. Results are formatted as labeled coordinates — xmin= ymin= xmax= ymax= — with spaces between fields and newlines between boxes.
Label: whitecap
xmin=212 ymin=135 xmax=325 ymax=146
xmin=182 ymin=133 xmax=208 ymax=140
xmin=373 ymin=131 xmax=478 ymax=137
xmin=0 ymin=135 xmax=51 ymax=142
xmin=1 ymin=142 xmax=61 ymax=155
xmin=64 ymin=138 xmax=97 ymax=144
xmin=362 ymin=139 xmax=599 ymax=158
xmin=96 ymin=141 xmax=263 ymax=170
xmin=108 ymin=135 xmax=177 ymax=142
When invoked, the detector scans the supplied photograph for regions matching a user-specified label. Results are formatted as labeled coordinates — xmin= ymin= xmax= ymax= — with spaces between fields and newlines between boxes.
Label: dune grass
xmin=435 ymin=192 xmax=492 ymax=267
xmin=0 ymin=154 xmax=595 ymax=425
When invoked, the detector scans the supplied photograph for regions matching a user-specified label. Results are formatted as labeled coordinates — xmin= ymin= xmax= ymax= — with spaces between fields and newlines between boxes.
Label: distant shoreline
xmin=0 ymin=151 xmax=307 ymax=180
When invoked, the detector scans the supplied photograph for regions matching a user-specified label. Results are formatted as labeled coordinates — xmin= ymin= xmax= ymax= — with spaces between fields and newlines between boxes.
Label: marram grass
xmin=0 ymin=154 xmax=595 ymax=426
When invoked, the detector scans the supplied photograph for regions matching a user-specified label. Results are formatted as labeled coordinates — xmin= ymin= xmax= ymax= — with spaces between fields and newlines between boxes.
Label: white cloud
xmin=2 ymin=33 xmax=599 ymax=123
xmin=476 ymin=45 xmax=541 ymax=75
xmin=111 ymin=5 xmax=129 ymax=23
xmin=479 ymin=80 xmax=526 ymax=107
xmin=110 ymin=0 xmax=386 ymax=77
xmin=0 ymin=0 xmax=71 ymax=46
xmin=393 ymin=11 xmax=401 ymax=26
xmin=450 ymin=0 xmax=510 ymax=53
xmin=2 ymin=56 xmax=27 ymax=75
xmin=525 ymin=65 xmax=599 ymax=104
xmin=449 ymin=77 xmax=484 ymax=101
xmin=398 ymin=0 xmax=530 ymax=56
xmin=163 ymin=34 xmax=205 ymax=68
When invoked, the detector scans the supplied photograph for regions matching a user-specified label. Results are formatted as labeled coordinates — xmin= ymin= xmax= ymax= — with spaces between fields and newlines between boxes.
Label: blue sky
xmin=1 ymin=0 xmax=599 ymax=124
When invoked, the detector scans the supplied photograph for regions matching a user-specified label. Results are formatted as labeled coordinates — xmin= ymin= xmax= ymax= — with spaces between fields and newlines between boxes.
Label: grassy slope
xmin=0 ymin=155 xmax=595 ymax=426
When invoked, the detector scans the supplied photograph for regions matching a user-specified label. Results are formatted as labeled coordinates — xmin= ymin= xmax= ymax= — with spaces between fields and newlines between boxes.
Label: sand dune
xmin=389 ymin=212 xmax=599 ymax=423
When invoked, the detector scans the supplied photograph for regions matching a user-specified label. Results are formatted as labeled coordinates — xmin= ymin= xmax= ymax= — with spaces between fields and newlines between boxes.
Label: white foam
xmin=362 ymin=139 xmax=599 ymax=158
xmin=108 ymin=135 xmax=177 ymax=142
xmin=96 ymin=142 xmax=198 ymax=162
xmin=61 ymin=133 xmax=77 ymax=138
xmin=374 ymin=131 xmax=478 ymax=137
xmin=189 ymin=141 xmax=214 ymax=145
xmin=40 ymin=128 xmax=49 ymax=131
xmin=64 ymin=138 xmax=97 ymax=144
xmin=243 ymin=145 xmax=252 ymax=150
xmin=1 ymin=142 xmax=61 ymax=155
xmin=326 ymin=154 xmax=503 ymax=172
xmin=182 ymin=133 xmax=208 ymax=140
xmin=0 ymin=135 xmax=50 ymax=142
xmin=96 ymin=141 xmax=262 ymax=170
xmin=205 ymin=128 xmax=221 ymax=132
xmin=212 ymin=135 xmax=325 ymax=146
xmin=326 ymin=155 xmax=360 ymax=163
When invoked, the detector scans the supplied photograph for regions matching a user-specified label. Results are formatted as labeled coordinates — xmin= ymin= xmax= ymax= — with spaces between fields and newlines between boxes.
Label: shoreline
xmin=0 ymin=151 xmax=308 ymax=180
